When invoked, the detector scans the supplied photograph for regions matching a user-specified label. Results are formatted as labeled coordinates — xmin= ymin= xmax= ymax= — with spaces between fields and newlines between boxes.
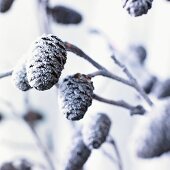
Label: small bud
xmin=62 ymin=137 xmax=91 ymax=170
xmin=143 ymin=76 xmax=157 ymax=94
xmin=123 ymin=0 xmax=153 ymax=17
xmin=82 ymin=113 xmax=111 ymax=149
xmin=12 ymin=59 xmax=31 ymax=91
xmin=23 ymin=110 xmax=43 ymax=126
xmin=130 ymin=99 xmax=170 ymax=158
xmin=48 ymin=5 xmax=82 ymax=25
xmin=59 ymin=73 xmax=94 ymax=121
xmin=153 ymin=79 xmax=170 ymax=99
xmin=0 ymin=0 xmax=14 ymax=13
xmin=128 ymin=45 xmax=147 ymax=64
xmin=130 ymin=105 xmax=146 ymax=116
xmin=26 ymin=34 xmax=67 ymax=91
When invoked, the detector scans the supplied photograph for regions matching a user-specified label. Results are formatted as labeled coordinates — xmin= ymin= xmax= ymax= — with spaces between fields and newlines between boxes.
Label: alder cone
xmin=26 ymin=34 xmax=67 ymax=91
xmin=59 ymin=73 xmax=94 ymax=121
xmin=12 ymin=59 xmax=31 ymax=91
xmin=123 ymin=0 xmax=153 ymax=17
xmin=0 ymin=0 xmax=14 ymax=13
xmin=48 ymin=5 xmax=82 ymax=25
xmin=131 ymin=98 xmax=170 ymax=158
xmin=62 ymin=137 xmax=91 ymax=170
xmin=82 ymin=113 xmax=111 ymax=149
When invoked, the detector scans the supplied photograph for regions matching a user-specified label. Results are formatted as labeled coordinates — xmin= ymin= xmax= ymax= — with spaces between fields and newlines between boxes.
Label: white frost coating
xmin=129 ymin=98 xmax=170 ymax=158
xmin=82 ymin=113 xmax=111 ymax=149
xmin=12 ymin=58 xmax=31 ymax=91
xmin=62 ymin=136 xmax=91 ymax=170
xmin=123 ymin=0 xmax=153 ymax=17
xmin=26 ymin=34 xmax=67 ymax=91
xmin=58 ymin=73 xmax=94 ymax=121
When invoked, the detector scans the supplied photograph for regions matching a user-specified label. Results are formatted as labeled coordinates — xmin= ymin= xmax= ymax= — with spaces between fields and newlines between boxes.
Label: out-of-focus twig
xmin=1 ymin=99 xmax=56 ymax=170
xmin=0 ymin=70 xmax=12 ymax=79
xmin=111 ymin=55 xmax=153 ymax=106
xmin=36 ymin=0 xmax=51 ymax=34
xmin=107 ymin=136 xmax=123 ymax=170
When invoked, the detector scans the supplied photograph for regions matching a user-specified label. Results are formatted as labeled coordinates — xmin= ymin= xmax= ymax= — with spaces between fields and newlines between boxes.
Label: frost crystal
xmin=59 ymin=73 xmax=94 ymax=121
xmin=26 ymin=34 xmax=67 ymax=91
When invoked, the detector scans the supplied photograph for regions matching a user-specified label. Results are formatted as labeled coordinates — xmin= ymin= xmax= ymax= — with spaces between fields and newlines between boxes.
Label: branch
xmin=100 ymin=148 xmax=118 ymax=164
xmin=64 ymin=42 xmax=105 ymax=70
xmin=36 ymin=0 xmax=51 ymax=34
xmin=3 ymin=99 xmax=56 ymax=170
xmin=30 ymin=126 xmax=55 ymax=170
xmin=64 ymin=42 xmax=133 ymax=87
xmin=111 ymin=55 xmax=153 ymax=106
xmin=0 ymin=70 xmax=12 ymax=79
xmin=93 ymin=93 xmax=145 ymax=115
xmin=89 ymin=28 xmax=115 ymax=51
xmin=93 ymin=93 xmax=134 ymax=110
xmin=107 ymin=136 xmax=123 ymax=170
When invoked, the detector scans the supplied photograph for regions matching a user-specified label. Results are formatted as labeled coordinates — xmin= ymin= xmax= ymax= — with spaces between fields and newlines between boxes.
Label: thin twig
xmin=111 ymin=55 xmax=153 ymax=106
xmin=93 ymin=94 xmax=146 ymax=115
xmin=30 ymin=126 xmax=55 ymax=170
xmin=107 ymin=136 xmax=123 ymax=170
xmin=0 ymin=70 xmax=12 ymax=79
xmin=101 ymin=148 xmax=118 ymax=164
xmin=89 ymin=28 xmax=115 ymax=51
xmin=65 ymin=42 xmax=133 ymax=87
xmin=93 ymin=93 xmax=134 ymax=110
xmin=36 ymin=0 xmax=51 ymax=34
xmin=2 ymin=99 xmax=56 ymax=170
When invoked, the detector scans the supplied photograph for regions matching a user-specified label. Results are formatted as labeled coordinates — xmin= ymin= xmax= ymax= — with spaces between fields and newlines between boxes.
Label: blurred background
xmin=0 ymin=0 xmax=170 ymax=169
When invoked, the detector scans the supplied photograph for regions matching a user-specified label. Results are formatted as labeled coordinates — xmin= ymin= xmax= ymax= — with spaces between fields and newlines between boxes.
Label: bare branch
xmin=107 ymin=136 xmax=123 ymax=170
xmin=111 ymin=55 xmax=153 ymax=106
xmin=3 ymin=100 xmax=56 ymax=170
xmin=93 ymin=93 xmax=134 ymax=110
xmin=36 ymin=0 xmax=51 ymax=34
xmin=65 ymin=42 xmax=105 ymax=70
xmin=89 ymin=28 xmax=115 ymax=51
xmin=100 ymin=148 xmax=118 ymax=164
xmin=93 ymin=94 xmax=146 ymax=115
xmin=0 ymin=70 xmax=12 ymax=79
xmin=65 ymin=42 xmax=133 ymax=87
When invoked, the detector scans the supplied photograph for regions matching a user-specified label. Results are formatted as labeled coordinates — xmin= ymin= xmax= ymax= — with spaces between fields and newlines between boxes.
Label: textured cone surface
xmin=153 ymin=79 xmax=170 ymax=99
xmin=83 ymin=113 xmax=111 ymax=149
xmin=48 ymin=5 xmax=82 ymax=25
xmin=12 ymin=59 xmax=31 ymax=91
xmin=26 ymin=34 xmax=67 ymax=91
xmin=123 ymin=0 xmax=153 ymax=17
xmin=131 ymin=98 xmax=170 ymax=158
xmin=59 ymin=73 xmax=94 ymax=120
xmin=62 ymin=137 xmax=91 ymax=170
xmin=0 ymin=0 xmax=14 ymax=13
